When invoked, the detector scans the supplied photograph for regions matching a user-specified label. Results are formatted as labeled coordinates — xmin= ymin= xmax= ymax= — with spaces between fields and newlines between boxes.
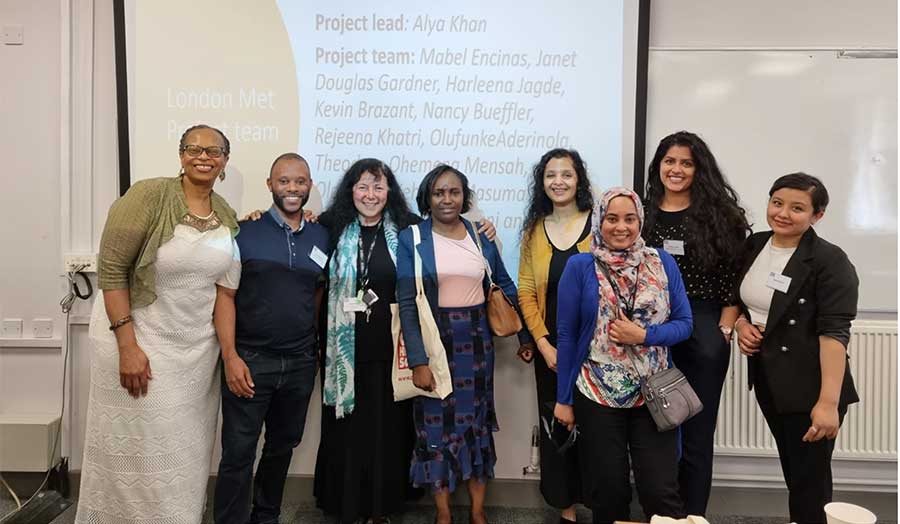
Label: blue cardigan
xmin=555 ymin=250 xmax=693 ymax=405
xmin=396 ymin=217 xmax=529 ymax=368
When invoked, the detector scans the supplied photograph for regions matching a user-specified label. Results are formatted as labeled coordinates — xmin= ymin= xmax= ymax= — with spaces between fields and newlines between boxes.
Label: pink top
xmin=433 ymin=231 xmax=485 ymax=307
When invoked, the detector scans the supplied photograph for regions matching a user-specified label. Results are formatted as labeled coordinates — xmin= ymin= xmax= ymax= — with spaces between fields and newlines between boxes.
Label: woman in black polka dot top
xmin=642 ymin=131 xmax=751 ymax=516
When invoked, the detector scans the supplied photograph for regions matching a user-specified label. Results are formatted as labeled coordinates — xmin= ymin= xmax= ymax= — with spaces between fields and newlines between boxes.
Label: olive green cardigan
xmin=97 ymin=176 xmax=239 ymax=309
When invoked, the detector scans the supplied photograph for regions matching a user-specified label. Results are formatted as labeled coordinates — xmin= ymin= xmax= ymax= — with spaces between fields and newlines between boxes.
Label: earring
xmin=219 ymin=170 xmax=226 ymax=182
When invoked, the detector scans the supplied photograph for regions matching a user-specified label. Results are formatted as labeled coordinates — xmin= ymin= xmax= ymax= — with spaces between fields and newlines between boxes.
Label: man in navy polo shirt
xmin=213 ymin=153 xmax=330 ymax=524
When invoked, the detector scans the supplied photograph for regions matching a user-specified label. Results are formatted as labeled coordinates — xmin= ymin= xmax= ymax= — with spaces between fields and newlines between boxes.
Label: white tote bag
xmin=391 ymin=224 xmax=453 ymax=401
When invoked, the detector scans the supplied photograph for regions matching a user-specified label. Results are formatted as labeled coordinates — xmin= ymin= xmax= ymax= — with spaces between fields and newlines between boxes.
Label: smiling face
xmin=767 ymin=187 xmax=823 ymax=242
xmin=352 ymin=171 xmax=389 ymax=225
xmin=601 ymin=196 xmax=641 ymax=250
xmin=267 ymin=157 xmax=311 ymax=216
xmin=179 ymin=128 xmax=228 ymax=185
xmin=429 ymin=170 xmax=465 ymax=225
xmin=543 ymin=156 xmax=578 ymax=207
xmin=659 ymin=145 xmax=696 ymax=196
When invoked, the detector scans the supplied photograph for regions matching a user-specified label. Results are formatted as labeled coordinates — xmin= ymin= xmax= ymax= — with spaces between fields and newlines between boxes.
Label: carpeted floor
xmin=1 ymin=497 xmax=896 ymax=524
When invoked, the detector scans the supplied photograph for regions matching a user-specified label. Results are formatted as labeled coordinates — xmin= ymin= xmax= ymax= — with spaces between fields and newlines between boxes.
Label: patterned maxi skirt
xmin=409 ymin=304 xmax=498 ymax=493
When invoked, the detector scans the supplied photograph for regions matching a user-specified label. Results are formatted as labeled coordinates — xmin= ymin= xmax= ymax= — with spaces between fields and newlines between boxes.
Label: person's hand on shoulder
xmin=241 ymin=209 xmax=265 ymax=221
xmin=476 ymin=219 xmax=497 ymax=242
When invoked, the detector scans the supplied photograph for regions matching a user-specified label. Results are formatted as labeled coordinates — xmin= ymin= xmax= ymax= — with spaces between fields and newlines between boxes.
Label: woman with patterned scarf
xmin=312 ymin=158 xmax=495 ymax=524
xmin=553 ymin=188 xmax=693 ymax=524
xmin=312 ymin=158 xmax=420 ymax=524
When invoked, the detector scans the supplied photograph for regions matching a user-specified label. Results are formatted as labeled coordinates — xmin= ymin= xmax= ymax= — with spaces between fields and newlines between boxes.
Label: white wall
xmin=0 ymin=0 xmax=66 ymax=444
xmin=0 ymin=0 xmax=895 ymax=491
xmin=650 ymin=0 xmax=897 ymax=49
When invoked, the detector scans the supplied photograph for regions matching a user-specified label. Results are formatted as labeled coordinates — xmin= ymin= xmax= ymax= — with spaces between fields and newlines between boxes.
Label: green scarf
xmin=324 ymin=214 xmax=398 ymax=418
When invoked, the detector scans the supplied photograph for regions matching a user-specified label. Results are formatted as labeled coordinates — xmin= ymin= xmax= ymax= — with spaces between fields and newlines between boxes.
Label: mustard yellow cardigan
xmin=517 ymin=217 xmax=592 ymax=342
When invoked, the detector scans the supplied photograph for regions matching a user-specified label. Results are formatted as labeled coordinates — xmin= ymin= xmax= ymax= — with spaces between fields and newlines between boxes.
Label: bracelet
xmin=734 ymin=316 xmax=749 ymax=329
xmin=109 ymin=315 xmax=133 ymax=331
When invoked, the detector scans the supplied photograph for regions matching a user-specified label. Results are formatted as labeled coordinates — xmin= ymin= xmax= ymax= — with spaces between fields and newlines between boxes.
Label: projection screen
xmin=115 ymin=0 xmax=649 ymax=277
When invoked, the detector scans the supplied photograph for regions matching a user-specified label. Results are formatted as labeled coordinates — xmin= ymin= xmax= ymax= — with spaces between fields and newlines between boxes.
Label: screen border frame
xmin=112 ymin=0 xmax=652 ymax=196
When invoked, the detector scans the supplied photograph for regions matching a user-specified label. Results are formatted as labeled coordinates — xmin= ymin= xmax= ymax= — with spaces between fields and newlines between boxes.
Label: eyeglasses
xmin=181 ymin=145 xmax=226 ymax=158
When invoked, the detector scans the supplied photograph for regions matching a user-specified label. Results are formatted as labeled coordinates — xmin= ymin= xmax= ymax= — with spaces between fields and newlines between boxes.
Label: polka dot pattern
xmin=644 ymin=209 xmax=737 ymax=303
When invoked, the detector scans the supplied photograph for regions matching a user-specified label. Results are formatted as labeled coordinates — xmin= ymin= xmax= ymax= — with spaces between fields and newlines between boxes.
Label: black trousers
xmin=574 ymin=390 xmax=685 ymax=524
xmin=670 ymin=300 xmax=731 ymax=515
xmin=214 ymin=347 xmax=317 ymax=524
xmin=754 ymin=367 xmax=845 ymax=524
xmin=533 ymin=335 xmax=581 ymax=509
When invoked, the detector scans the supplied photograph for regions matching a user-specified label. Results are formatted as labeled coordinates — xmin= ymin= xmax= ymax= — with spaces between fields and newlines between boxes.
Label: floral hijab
xmin=591 ymin=187 xmax=648 ymax=285
xmin=580 ymin=188 xmax=671 ymax=408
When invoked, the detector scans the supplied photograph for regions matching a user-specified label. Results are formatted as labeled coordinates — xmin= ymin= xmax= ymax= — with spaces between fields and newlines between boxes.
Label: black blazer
xmin=737 ymin=228 xmax=860 ymax=414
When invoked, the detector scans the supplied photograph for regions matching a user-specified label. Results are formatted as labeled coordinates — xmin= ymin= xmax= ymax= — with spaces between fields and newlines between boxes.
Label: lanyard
xmin=357 ymin=218 xmax=383 ymax=290
xmin=597 ymin=262 xmax=640 ymax=318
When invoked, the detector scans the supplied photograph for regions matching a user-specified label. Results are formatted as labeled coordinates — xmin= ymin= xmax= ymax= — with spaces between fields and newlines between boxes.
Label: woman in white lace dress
xmin=75 ymin=125 xmax=241 ymax=524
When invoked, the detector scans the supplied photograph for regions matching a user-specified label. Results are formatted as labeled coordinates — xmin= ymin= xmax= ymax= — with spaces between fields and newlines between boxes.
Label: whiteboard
xmin=646 ymin=50 xmax=897 ymax=312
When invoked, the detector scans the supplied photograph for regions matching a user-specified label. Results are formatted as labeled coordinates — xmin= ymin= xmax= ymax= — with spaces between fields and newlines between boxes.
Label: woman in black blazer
xmin=734 ymin=173 xmax=859 ymax=524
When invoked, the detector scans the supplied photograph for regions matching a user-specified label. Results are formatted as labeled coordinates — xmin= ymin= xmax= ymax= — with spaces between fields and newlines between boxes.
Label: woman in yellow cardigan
xmin=517 ymin=148 xmax=593 ymax=524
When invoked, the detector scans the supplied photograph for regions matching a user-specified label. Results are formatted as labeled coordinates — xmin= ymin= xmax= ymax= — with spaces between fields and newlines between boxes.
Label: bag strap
xmin=471 ymin=223 xmax=495 ymax=286
xmin=411 ymin=224 xmax=426 ymax=297
xmin=596 ymin=261 xmax=650 ymax=380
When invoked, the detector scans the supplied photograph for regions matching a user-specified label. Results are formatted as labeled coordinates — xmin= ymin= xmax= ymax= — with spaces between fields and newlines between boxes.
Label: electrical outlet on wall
xmin=2 ymin=25 xmax=24 ymax=45
xmin=33 ymin=318 xmax=53 ymax=338
xmin=2 ymin=319 xmax=23 ymax=338
xmin=63 ymin=254 xmax=98 ymax=273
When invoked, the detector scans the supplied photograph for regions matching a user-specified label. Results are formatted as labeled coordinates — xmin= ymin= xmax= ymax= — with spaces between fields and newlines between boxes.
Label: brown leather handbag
xmin=474 ymin=230 xmax=523 ymax=337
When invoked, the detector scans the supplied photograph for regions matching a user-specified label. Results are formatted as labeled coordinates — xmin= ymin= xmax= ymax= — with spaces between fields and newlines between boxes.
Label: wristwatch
xmin=719 ymin=325 xmax=733 ymax=337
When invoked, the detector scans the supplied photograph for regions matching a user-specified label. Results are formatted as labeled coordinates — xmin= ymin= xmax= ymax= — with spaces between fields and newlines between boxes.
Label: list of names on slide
xmin=307 ymin=10 xmax=583 ymax=227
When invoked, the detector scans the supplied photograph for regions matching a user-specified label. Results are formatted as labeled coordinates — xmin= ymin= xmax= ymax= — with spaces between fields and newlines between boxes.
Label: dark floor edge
xmin=58 ymin=473 xmax=896 ymax=519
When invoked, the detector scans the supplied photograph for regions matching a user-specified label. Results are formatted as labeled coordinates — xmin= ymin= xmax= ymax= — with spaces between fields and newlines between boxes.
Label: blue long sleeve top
xmin=555 ymin=250 xmax=693 ymax=405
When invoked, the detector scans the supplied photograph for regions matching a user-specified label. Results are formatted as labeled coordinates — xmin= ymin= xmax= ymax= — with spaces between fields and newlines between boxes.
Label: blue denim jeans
xmin=214 ymin=347 xmax=317 ymax=524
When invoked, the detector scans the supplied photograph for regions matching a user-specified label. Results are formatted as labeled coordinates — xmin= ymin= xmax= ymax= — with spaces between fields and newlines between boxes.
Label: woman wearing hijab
xmin=553 ymin=188 xmax=692 ymax=524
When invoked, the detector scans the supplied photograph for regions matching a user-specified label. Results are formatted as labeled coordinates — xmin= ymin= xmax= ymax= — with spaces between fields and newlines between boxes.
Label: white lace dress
xmin=76 ymin=222 xmax=240 ymax=524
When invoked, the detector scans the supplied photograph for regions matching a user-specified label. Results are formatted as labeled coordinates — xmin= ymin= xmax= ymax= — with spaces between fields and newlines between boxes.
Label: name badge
xmin=766 ymin=272 xmax=792 ymax=293
xmin=663 ymin=239 xmax=685 ymax=256
xmin=342 ymin=297 xmax=368 ymax=313
xmin=309 ymin=245 xmax=328 ymax=269
xmin=362 ymin=289 xmax=379 ymax=306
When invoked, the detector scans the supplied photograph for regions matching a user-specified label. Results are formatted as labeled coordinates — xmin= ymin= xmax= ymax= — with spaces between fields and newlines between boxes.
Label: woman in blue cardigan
xmin=553 ymin=188 xmax=692 ymax=524
xmin=396 ymin=165 xmax=531 ymax=524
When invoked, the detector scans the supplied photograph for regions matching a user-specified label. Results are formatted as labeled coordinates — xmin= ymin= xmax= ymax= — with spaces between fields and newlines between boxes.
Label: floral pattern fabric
xmin=575 ymin=188 xmax=672 ymax=408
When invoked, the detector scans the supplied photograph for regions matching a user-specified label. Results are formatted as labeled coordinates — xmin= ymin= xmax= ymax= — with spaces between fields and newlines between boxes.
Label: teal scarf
xmin=324 ymin=214 xmax=398 ymax=418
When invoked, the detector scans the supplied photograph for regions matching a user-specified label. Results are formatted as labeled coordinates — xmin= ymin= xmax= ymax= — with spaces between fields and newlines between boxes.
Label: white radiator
xmin=714 ymin=320 xmax=898 ymax=461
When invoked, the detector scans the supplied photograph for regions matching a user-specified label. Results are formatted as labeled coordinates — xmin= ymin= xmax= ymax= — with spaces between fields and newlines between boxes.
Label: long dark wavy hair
xmin=520 ymin=148 xmax=593 ymax=240
xmin=318 ymin=158 xmax=418 ymax=250
xmin=644 ymin=131 xmax=751 ymax=271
